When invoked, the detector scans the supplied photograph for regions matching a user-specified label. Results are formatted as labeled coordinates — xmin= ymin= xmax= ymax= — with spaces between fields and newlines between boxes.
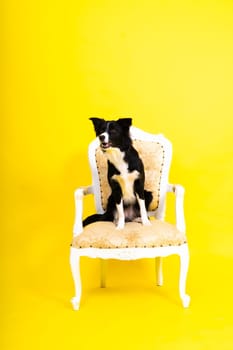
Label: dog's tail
xmin=83 ymin=212 xmax=114 ymax=227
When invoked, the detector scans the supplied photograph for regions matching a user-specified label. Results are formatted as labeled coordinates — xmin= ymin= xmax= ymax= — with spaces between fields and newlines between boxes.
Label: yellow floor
xmin=2 ymin=228 xmax=233 ymax=350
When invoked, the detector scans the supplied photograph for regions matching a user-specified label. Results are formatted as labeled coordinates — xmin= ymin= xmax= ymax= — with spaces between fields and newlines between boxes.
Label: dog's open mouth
xmin=100 ymin=142 xmax=112 ymax=150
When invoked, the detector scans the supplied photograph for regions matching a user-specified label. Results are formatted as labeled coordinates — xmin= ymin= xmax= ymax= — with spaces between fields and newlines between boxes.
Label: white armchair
xmin=70 ymin=126 xmax=190 ymax=310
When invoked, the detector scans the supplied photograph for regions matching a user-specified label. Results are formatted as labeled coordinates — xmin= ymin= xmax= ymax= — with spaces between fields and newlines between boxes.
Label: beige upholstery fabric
xmin=95 ymin=140 xmax=165 ymax=211
xmin=72 ymin=220 xmax=187 ymax=249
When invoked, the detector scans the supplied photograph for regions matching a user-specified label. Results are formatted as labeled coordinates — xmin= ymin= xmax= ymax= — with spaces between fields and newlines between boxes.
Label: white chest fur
xmin=105 ymin=147 xmax=127 ymax=173
xmin=104 ymin=147 xmax=139 ymax=203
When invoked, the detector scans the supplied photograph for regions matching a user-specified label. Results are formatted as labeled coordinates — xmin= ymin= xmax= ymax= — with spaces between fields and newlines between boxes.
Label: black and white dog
xmin=83 ymin=118 xmax=152 ymax=229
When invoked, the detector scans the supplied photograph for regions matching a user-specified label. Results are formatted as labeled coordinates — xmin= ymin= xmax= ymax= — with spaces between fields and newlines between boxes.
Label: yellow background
xmin=2 ymin=0 xmax=233 ymax=349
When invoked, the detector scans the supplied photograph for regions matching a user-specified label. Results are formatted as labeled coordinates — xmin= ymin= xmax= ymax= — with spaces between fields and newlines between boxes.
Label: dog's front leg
xmin=136 ymin=195 xmax=151 ymax=226
xmin=116 ymin=199 xmax=125 ymax=230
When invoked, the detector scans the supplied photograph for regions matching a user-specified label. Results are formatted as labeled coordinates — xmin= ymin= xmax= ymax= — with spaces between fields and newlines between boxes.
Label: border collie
xmin=83 ymin=118 xmax=152 ymax=229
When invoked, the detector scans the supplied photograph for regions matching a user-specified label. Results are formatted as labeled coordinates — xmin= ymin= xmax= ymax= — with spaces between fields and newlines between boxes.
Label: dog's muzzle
xmin=100 ymin=142 xmax=111 ymax=151
xmin=99 ymin=133 xmax=112 ymax=151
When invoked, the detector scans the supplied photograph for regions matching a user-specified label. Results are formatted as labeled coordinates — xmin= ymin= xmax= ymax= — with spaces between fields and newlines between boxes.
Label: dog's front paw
xmin=116 ymin=223 xmax=125 ymax=230
xmin=116 ymin=219 xmax=125 ymax=230
xmin=142 ymin=218 xmax=151 ymax=226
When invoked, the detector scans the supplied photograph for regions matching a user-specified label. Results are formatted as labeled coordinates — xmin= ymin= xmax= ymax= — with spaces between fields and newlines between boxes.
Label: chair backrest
xmin=88 ymin=126 xmax=172 ymax=220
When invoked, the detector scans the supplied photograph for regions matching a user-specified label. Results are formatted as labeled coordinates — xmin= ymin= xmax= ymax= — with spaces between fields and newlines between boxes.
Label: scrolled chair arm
xmin=73 ymin=186 xmax=94 ymax=236
xmin=167 ymin=184 xmax=186 ymax=233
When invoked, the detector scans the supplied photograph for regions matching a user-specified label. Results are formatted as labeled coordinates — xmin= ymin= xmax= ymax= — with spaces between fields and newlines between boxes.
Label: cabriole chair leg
xmin=70 ymin=248 xmax=82 ymax=310
xmin=155 ymin=257 xmax=163 ymax=286
xmin=179 ymin=245 xmax=191 ymax=308
xmin=100 ymin=259 xmax=107 ymax=288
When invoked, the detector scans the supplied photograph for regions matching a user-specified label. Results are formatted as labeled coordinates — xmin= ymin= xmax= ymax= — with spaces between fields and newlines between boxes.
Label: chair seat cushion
xmin=72 ymin=220 xmax=187 ymax=249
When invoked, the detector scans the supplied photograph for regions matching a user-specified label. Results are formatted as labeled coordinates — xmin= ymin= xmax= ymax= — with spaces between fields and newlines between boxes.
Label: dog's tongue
xmin=101 ymin=142 xmax=110 ymax=149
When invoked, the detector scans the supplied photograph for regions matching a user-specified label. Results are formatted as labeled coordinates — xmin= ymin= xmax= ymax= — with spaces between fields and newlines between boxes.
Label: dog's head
xmin=89 ymin=117 xmax=132 ymax=151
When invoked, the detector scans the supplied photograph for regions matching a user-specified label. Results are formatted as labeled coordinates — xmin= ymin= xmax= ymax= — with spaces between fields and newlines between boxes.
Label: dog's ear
xmin=89 ymin=117 xmax=105 ymax=135
xmin=117 ymin=118 xmax=132 ymax=130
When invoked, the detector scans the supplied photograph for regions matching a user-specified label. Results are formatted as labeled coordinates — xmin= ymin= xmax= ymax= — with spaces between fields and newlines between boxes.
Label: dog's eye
xmin=109 ymin=126 xmax=118 ymax=134
xmin=99 ymin=127 xmax=106 ymax=135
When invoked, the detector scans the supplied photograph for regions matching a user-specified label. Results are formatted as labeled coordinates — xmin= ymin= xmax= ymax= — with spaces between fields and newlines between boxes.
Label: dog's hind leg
xmin=134 ymin=179 xmax=151 ymax=226
xmin=136 ymin=194 xmax=151 ymax=226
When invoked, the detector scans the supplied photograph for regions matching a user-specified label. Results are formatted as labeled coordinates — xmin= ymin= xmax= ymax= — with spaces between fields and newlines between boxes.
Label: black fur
xmin=83 ymin=118 xmax=152 ymax=227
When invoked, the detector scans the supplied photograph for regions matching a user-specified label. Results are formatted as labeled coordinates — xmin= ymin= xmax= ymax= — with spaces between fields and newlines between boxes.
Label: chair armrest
xmin=73 ymin=186 xmax=94 ymax=236
xmin=167 ymin=184 xmax=186 ymax=233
